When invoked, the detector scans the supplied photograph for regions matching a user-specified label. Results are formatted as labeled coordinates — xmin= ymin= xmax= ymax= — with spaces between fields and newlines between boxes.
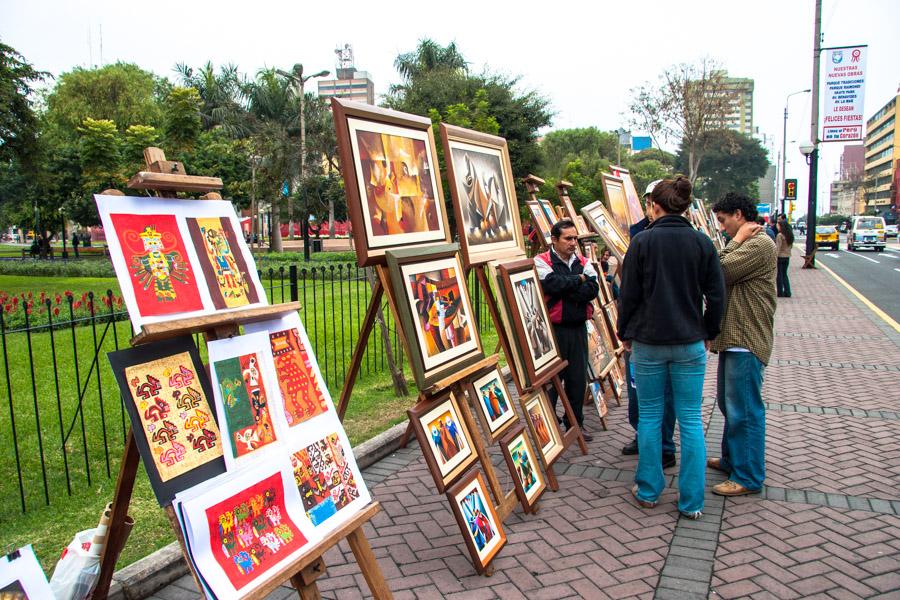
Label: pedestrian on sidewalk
xmin=775 ymin=219 xmax=794 ymax=298
xmin=536 ymin=219 xmax=601 ymax=442
xmin=620 ymin=179 xmax=677 ymax=468
xmin=617 ymin=177 xmax=725 ymax=519
xmin=709 ymin=193 xmax=777 ymax=496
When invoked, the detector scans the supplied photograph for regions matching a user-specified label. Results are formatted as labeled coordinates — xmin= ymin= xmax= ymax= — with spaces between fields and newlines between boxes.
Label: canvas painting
xmin=446 ymin=469 xmax=506 ymax=574
xmin=505 ymin=265 xmax=559 ymax=378
xmin=108 ymin=336 xmax=226 ymax=505
xmin=582 ymin=200 xmax=630 ymax=261
xmin=289 ymin=432 xmax=361 ymax=527
xmin=0 ymin=546 xmax=53 ymax=600
xmin=600 ymin=174 xmax=631 ymax=239
xmin=500 ymin=424 xmax=546 ymax=510
xmin=523 ymin=391 xmax=563 ymax=466
xmin=560 ymin=196 xmax=590 ymax=236
xmin=244 ymin=313 xmax=329 ymax=428
xmin=590 ymin=381 xmax=608 ymax=419
xmin=610 ymin=166 xmax=646 ymax=225
xmin=538 ymin=199 xmax=559 ymax=229
xmin=586 ymin=316 xmax=614 ymax=377
xmin=175 ymin=463 xmax=316 ymax=599
xmin=526 ymin=200 xmax=553 ymax=244
xmin=109 ymin=213 xmax=203 ymax=317
xmin=441 ymin=125 xmax=524 ymax=266
xmin=469 ymin=366 xmax=517 ymax=442
xmin=208 ymin=332 xmax=287 ymax=469
xmin=409 ymin=391 xmax=477 ymax=492
xmin=187 ymin=216 xmax=260 ymax=310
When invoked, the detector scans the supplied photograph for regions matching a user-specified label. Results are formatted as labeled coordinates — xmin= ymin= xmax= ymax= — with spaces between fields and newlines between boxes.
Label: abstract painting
xmin=581 ymin=200 xmax=630 ymax=261
xmin=290 ymin=432 xmax=361 ymax=527
xmin=526 ymin=200 xmax=553 ymax=246
xmin=500 ymin=424 xmax=546 ymax=510
xmin=523 ymin=391 xmax=563 ymax=466
xmin=187 ymin=216 xmax=260 ymax=309
xmin=409 ymin=391 xmax=477 ymax=492
xmin=108 ymin=336 xmax=226 ymax=505
xmin=469 ymin=366 xmax=517 ymax=443
xmin=446 ymin=469 xmax=506 ymax=574
xmin=589 ymin=381 xmax=608 ymax=419
xmin=610 ymin=166 xmax=646 ymax=226
xmin=600 ymin=173 xmax=632 ymax=240
xmin=586 ymin=316 xmax=615 ymax=378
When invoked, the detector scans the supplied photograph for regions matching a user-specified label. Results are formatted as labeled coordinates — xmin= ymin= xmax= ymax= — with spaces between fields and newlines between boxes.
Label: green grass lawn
xmin=0 ymin=270 xmax=500 ymax=574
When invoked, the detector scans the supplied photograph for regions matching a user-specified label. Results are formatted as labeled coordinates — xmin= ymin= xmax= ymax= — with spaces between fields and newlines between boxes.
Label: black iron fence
xmin=0 ymin=263 xmax=496 ymax=515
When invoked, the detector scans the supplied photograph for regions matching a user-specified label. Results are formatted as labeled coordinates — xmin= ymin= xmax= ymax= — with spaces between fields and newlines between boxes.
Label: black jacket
xmin=536 ymin=249 xmax=600 ymax=326
xmin=617 ymin=215 xmax=725 ymax=344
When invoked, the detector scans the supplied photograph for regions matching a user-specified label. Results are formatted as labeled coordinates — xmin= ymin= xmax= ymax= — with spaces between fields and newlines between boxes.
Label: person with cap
xmin=620 ymin=180 xmax=677 ymax=469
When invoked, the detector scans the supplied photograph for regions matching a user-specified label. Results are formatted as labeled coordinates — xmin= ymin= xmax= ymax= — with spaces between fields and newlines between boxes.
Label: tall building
xmin=863 ymin=92 xmax=899 ymax=221
xmin=757 ymin=165 xmax=776 ymax=204
xmin=722 ymin=76 xmax=754 ymax=136
xmin=840 ymin=144 xmax=865 ymax=179
xmin=317 ymin=44 xmax=375 ymax=105
xmin=829 ymin=144 xmax=866 ymax=216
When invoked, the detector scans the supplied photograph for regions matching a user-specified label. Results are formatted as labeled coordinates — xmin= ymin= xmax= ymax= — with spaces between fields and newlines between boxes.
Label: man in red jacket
xmin=535 ymin=219 xmax=600 ymax=441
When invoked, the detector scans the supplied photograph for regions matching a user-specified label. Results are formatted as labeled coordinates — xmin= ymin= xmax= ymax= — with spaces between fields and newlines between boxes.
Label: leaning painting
xmin=446 ymin=469 xmax=507 ymax=574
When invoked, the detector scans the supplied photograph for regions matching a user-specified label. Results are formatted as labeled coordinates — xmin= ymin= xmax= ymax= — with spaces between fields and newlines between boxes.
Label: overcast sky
xmin=3 ymin=0 xmax=898 ymax=216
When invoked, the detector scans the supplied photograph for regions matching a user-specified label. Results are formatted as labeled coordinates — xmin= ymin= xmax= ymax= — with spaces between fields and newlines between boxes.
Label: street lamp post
xmin=781 ymin=89 xmax=810 ymax=216
xmin=802 ymin=0 xmax=823 ymax=268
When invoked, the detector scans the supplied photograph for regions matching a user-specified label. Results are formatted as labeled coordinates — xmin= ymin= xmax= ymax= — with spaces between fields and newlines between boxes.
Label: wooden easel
xmin=92 ymin=148 xmax=392 ymax=600
xmin=523 ymin=175 xmax=549 ymax=253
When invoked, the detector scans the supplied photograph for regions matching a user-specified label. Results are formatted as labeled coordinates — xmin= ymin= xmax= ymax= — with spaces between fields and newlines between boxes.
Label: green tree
xmin=0 ymin=42 xmax=47 ymax=170
xmin=174 ymin=61 xmax=244 ymax=131
xmin=180 ymin=128 xmax=252 ymax=202
xmin=164 ymin=86 xmax=202 ymax=152
xmin=677 ymin=129 xmax=769 ymax=202
xmin=123 ymin=124 xmax=160 ymax=172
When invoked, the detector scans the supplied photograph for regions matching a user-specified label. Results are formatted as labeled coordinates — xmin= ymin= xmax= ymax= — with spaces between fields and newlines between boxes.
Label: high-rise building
xmin=317 ymin=44 xmax=375 ymax=105
xmin=840 ymin=144 xmax=865 ymax=180
xmin=829 ymin=144 xmax=866 ymax=216
xmin=863 ymin=92 xmax=899 ymax=221
xmin=721 ymin=76 xmax=754 ymax=136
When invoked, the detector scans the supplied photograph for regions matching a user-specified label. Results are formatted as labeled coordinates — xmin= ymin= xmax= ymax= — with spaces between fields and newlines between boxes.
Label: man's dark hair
xmin=712 ymin=192 xmax=758 ymax=222
xmin=551 ymin=218 xmax=577 ymax=239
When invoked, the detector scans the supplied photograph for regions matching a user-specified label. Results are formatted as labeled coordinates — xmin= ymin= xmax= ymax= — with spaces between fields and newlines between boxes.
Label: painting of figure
xmin=470 ymin=367 xmax=516 ymax=441
xmin=187 ymin=216 xmax=259 ymax=309
xmin=446 ymin=470 xmax=506 ymax=573
xmin=449 ymin=146 xmax=513 ymax=245
xmin=409 ymin=391 xmax=477 ymax=492
xmin=526 ymin=200 xmax=553 ymax=244
xmin=407 ymin=265 xmax=473 ymax=359
xmin=513 ymin=277 xmax=553 ymax=361
xmin=501 ymin=425 xmax=546 ymax=510
xmin=524 ymin=392 xmax=563 ymax=465
xmin=213 ymin=353 xmax=277 ymax=459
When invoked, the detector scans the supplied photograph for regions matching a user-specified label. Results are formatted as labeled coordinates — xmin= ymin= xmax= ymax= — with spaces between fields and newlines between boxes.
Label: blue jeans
xmin=632 ymin=341 xmax=707 ymax=514
xmin=716 ymin=351 xmax=766 ymax=490
xmin=626 ymin=351 xmax=676 ymax=455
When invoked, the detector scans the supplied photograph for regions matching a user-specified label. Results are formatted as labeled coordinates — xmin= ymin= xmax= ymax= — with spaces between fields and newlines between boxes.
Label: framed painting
xmin=610 ymin=165 xmax=646 ymax=226
xmin=599 ymin=173 xmax=631 ymax=240
xmin=589 ymin=381 xmax=609 ymax=420
xmin=521 ymin=390 xmax=564 ymax=466
xmin=0 ymin=545 xmax=53 ymax=599
xmin=538 ymin=199 xmax=560 ymax=229
xmin=468 ymin=365 xmax=518 ymax=443
xmin=408 ymin=390 xmax=478 ymax=493
xmin=500 ymin=424 xmax=546 ymax=511
xmin=385 ymin=244 xmax=483 ymax=390
xmin=497 ymin=258 xmax=560 ymax=386
xmin=174 ymin=463 xmax=315 ymax=599
xmin=208 ymin=332 xmax=287 ymax=469
xmin=332 ymin=97 xmax=451 ymax=267
xmin=560 ymin=195 xmax=590 ymax=236
xmin=96 ymin=195 xmax=267 ymax=333
xmin=581 ymin=200 xmax=630 ymax=262
xmin=526 ymin=200 xmax=552 ymax=246
xmin=440 ymin=123 xmax=525 ymax=267
xmin=446 ymin=469 xmax=507 ymax=574
xmin=586 ymin=315 xmax=615 ymax=378
xmin=108 ymin=336 xmax=226 ymax=506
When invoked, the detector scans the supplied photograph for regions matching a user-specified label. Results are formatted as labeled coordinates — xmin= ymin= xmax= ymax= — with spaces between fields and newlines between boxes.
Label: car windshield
xmin=856 ymin=218 xmax=882 ymax=229
xmin=816 ymin=226 xmax=835 ymax=234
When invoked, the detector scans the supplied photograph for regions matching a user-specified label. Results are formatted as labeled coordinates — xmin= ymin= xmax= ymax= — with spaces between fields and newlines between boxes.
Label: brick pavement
xmin=148 ymin=256 xmax=899 ymax=599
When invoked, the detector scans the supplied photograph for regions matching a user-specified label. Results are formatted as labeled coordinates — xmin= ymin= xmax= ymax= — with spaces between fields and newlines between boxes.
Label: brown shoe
xmin=712 ymin=480 xmax=760 ymax=496
xmin=707 ymin=458 xmax=729 ymax=473
xmin=631 ymin=484 xmax=658 ymax=508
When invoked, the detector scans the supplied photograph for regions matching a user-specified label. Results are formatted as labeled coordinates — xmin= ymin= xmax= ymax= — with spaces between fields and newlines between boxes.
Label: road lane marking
xmin=825 ymin=253 xmax=840 ymax=258
xmin=817 ymin=262 xmax=900 ymax=334
xmin=843 ymin=252 xmax=880 ymax=264
xmin=895 ymin=268 xmax=900 ymax=274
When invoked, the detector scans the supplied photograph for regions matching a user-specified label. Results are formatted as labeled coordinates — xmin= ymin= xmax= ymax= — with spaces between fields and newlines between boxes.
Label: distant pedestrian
xmin=72 ymin=231 xmax=80 ymax=258
xmin=775 ymin=220 xmax=794 ymax=298
xmin=709 ymin=193 xmax=777 ymax=496
xmin=618 ymin=176 xmax=725 ymax=519
xmin=759 ymin=218 xmax=776 ymax=241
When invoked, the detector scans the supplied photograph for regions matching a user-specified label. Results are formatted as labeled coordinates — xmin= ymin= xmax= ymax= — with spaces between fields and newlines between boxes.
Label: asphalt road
xmin=797 ymin=234 xmax=900 ymax=323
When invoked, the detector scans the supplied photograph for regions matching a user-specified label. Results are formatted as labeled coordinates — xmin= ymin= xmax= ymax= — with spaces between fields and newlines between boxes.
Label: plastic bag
xmin=49 ymin=528 xmax=101 ymax=600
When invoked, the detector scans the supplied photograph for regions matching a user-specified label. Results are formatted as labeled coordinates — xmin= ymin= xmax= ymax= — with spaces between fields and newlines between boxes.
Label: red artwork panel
xmin=204 ymin=471 xmax=308 ymax=591
xmin=110 ymin=213 xmax=203 ymax=316
xmin=269 ymin=327 xmax=328 ymax=426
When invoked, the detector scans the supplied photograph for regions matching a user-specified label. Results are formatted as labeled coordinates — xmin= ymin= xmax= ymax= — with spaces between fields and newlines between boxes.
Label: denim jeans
xmin=776 ymin=257 xmax=791 ymax=297
xmin=632 ymin=341 xmax=707 ymax=513
xmin=717 ymin=351 xmax=766 ymax=490
xmin=626 ymin=351 xmax=676 ymax=455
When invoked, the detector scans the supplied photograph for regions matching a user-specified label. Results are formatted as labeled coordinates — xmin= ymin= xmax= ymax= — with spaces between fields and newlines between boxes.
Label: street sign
xmin=822 ymin=45 xmax=868 ymax=142
xmin=784 ymin=179 xmax=797 ymax=200
xmin=757 ymin=203 xmax=772 ymax=218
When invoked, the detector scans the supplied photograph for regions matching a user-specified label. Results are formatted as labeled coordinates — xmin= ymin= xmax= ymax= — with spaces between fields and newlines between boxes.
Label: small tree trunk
xmin=328 ymin=199 xmax=335 ymax=238
xmin=367 ymin=270 xmax=408 ymax=397
xmin=270 ymin=196 xmax=283 ymax=253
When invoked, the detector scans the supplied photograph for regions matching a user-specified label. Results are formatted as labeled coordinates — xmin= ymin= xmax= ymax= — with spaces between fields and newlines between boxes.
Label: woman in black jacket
xmin=617 ymin=176 xmax=725 ymax=519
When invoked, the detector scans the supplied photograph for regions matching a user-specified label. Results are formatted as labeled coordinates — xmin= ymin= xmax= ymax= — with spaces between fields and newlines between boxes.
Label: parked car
xmin=885 ymin=224 xmax=898 ymax=238
xmin=847 ymin=216 xmax=886 ymax=252
xmin=815 ymin=225 xmax=839 ymax=250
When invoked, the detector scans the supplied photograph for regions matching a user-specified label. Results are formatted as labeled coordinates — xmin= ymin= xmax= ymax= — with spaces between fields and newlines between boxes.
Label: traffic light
xmin=785 ymin=179 xmax=797 ymax=200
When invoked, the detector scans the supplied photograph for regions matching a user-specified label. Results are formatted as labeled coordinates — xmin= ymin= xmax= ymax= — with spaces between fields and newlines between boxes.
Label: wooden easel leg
xmin=551 ymin=375 xmax=588 ymax=455
xmin=399 ymin=420 xmax=414 ymax=449
xmin=337 ymin=280 xmax=383 ymax=420
xmin=290 ymin=556 xmax=327 ymax=600
xmin=544 ymin=463 xmax=560 ymax=492
xmin=347 ymin=526 xmax=393 ymax=599
xmin=92 ymin=430 xmax=140 ymax=600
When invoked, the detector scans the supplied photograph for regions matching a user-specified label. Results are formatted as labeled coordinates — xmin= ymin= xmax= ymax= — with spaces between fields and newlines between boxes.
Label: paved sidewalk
xmin=150 ymin=256 xmax=900 ymax=599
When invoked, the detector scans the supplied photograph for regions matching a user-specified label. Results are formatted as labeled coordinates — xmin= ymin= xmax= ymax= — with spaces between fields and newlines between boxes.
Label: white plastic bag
xmin=49 ymin=529 xmax=101 ymax=600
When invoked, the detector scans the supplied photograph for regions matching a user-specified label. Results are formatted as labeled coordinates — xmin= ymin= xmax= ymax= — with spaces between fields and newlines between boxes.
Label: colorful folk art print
xmin=268 ymin=326 xmax=327 ymax=427
xmin=352 ymin=125 xmax=441 ymax=242
xmin=109 ymin=213 xmax=203 ymax=316
xmin=205 ymin=471 xmax=308 ymax=591
xmin=290 ymin=433 xmax=360 ymax=527
xmin=187 ymin=217 xmax=259 ymax=309
xmin=124 ymin=352 xmax=223 ymax=482
xmin=213 ymin=354 xmax=277 ymax=458
xmin=406 ymin=265 xmax=473 ymax=362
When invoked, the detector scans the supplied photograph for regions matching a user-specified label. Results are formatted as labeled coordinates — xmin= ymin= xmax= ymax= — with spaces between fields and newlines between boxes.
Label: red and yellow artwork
xmin=407 ymin=267 xmax=473 ymax=359
xmin=268 ymin=327 xmax=327 ymax=426
xmin=111 ymin=214 xmax=203 ymax=316
xmin=124 ymin=352 xmax=223 ymax=481
xmin=205 ymin=471 xmax=307 ymax=590
xmin=290 ymin=433 xmax=360 ymax=526
xmin=214 ymin=353 xmax=277 ymax=458
xmin=356 ymin=130 xmax=440 ymax=237
xmin=187 ymin=217 xmax=259 ymax=309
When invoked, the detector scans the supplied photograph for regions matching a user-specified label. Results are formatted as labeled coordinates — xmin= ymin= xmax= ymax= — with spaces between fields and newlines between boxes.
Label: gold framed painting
xmin=408 ymin=390 xmax=479 ymax=493
xmin=446 ymin=469 xmax=507 ymax=574
xmin=610 ymin=165 xmax=646 ymax=226
xmin=386 ymin=244 xmax=483 ymax=390
xmin=440 ymin=123 xmax=525 ymax=267
xmin=521 ymin=390 xmax=564 ymax=466
xmin=468 ymin=365 xmax=518 ymax=443
xmin=332 ymin=98 xmax=451 ymax=267
xmin=560 ymin=195 xmax=590 ymax=236
xmin=500 ymin=423 xmax=546 ymax=511
xmin=599 ymin=173 xmax=631 ymax=240
xmin=581 ymin=200 xmax=630 ymax=262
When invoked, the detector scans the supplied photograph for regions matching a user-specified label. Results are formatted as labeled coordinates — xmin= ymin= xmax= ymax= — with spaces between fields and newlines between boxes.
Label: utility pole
xmin=804 ymin=0 xmax=823 ymax=267
xmin=782 ymin=89 xmax=810 ymax=215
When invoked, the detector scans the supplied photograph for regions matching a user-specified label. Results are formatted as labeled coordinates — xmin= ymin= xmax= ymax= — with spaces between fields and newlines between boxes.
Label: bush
xmin=0 ymin=258 xmax=116 ymax=278
xmin=0 ymin=290 xmax=126 ymax=331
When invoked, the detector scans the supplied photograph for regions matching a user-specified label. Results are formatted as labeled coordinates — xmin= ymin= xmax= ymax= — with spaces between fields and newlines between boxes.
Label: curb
xmin=107 ymin=421 xmax=410 ymax=600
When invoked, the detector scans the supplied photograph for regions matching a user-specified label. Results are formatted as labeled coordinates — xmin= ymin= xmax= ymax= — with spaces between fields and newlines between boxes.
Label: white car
xmin=885 ymin=224 xmax=898 ymax=238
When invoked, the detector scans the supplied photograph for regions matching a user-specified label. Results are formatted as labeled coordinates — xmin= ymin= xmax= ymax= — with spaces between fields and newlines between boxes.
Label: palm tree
xmin=174 ymin=61 xmax=245 ymax=133
xmin=393 ymin=39 xmax=468 ymax=82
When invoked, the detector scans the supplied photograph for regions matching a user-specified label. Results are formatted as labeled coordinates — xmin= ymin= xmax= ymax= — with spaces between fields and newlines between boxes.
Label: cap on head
xmin=644 ymin=179 xmax=663 ymax=198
